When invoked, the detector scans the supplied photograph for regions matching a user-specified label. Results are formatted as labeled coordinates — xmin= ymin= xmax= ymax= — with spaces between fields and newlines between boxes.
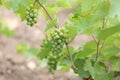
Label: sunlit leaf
xmin=77 ymin=41 xmax=96 ymax=58
xmin=45 ymin=18 xmax=57 ymax=31
xmin=0 ymin=20 xmax=15 ymax=37
xmin=56 ymin=0 xmax=72 ymax=8
xmin=100 ymin=47 xmax=120 ymax=60
xmin=109 ymin=56 xmax=120 ymax=71
xmin=98 ymin=24 xmax=120 ymax=40
xmin=65 ymin=23 xmax=79 ymax=40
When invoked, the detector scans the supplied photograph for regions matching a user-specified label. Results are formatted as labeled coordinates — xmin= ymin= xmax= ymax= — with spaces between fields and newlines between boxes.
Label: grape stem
xmin=95 ymin=18 xmax=107 ymax=61
xmin=91 ymin=34 xmax=98 ymax=44
xmin=96 ymin=40 xmax=100 ymax=61
xmin=36 ymin=0 xmax=58 ymax=28
xmin=33 ymin=0 xmax=37 ymax=8
xmin=65 ymin=42 xmax=77 ymax=73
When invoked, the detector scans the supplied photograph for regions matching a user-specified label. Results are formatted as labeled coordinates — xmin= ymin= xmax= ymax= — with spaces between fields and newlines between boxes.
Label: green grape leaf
xmin=0 ymin=20 xmax=15 ymax=37
xmin=93 ymin=62 xmax=113 ymax=80
xmin=37 ymin=40 xmax=52 ymax=59
xmin=17 ymin=44 xmax=28 ymax=54
xmin=84 ymin=59 xmax=94 ymax=77
xmin=104 ymin=34 xmax=120 ymax=46
xmin=71 ymin=1 xmax=110 ymax=34
xmin=45 ymin=2 xmax=55 ymax=7
xmin=45 ymin=18 xmax=57 ymax=31
xmin=2 ymin=0 xmax=37 ymax=20
xmin=4 ymin=0 xmax=28 ymax=12
xmin=41 ymin=0 xmax=46 ymax=4
xmin=16 ymin=4 xmax=26 ymax=20
xmin=0 ymin=0 xmax=2 ymax=5
xmin=65 ymin=23 xmax=79 ymax=40
xmin=107 ymin=16 xmax=120 ymax=27
xmin=46 ymin=6 xmax=61 ymax=16
xmin=84 ymin=60 xmax=113 ymax=80
xmin=25 ymin=47 xmax=39 ymax=59
xmin=74 ymin=59 xmax=90 ymax=78
xmin=80 ymin=0 xmax=99 ymax=12
xmin=38 ymin=59 xmax=48 ymax=68
xmin=56 ymin=0 xmax=72 ymax=8
xmin=109 ymin=56 xmax=120 ymax=71
xmin=61 ymin=65 xmax=71 ymax=71
xmin=109 ymin=0 xmax=120 ymax=19
xmin=91 ymin=1 xmax=110 ymax=23
xmin=76 ymin=41 xmax=96 ymax=58
xmin=100 ymin=46 xmax=120 ymax=60
xmin=17 ymin=43 xmax=39 ymax=59
xmin=98 ymin=24 xmax=120 ymax=40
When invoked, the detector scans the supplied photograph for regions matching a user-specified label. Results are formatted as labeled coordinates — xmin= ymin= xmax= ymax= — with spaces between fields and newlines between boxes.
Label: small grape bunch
xmin=50 ymin=27 xmax=68 ymax=55
xmin=26 ymin=4 xmax=38 ymax=26
xmin=48 ymin=54 xmax=57 ymax=73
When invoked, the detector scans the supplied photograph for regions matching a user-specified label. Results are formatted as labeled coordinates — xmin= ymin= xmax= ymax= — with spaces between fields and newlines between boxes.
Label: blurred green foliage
xmin=0 ymin=20 xmax=15 ymax=37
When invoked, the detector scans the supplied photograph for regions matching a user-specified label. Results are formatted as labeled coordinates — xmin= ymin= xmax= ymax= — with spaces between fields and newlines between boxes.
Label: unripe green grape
xmin=29 ymin=22 xmax=33 ymax=26
xmin=58 ymin=39 xmax=62 ymax=43
xmin=26 ymin=15 xmax=29 ymax=19
xmin=44 ymin=40 xmax=48 ymax=44
xmin=33 ymin=9 xmax=38 ymax=13
xmin=28 ymin=17 xmax=32 ymax=22
xmin=27 ymin=22 xmax=31 ymax=25
xmin=33 ymin=17 xmax=37 ymax=21
xmin=52 ymin=44 xmax=56 ymax=48
xmin=57 ymin=49 xmax=61 ymax=53
xmin=26 ymin=11 xmax=29 ymax=15
xmin=33 ymin=13 xmax=37 ymax=17
xmin=31 ymin=21 xmax=35 ymax=25
xmin=30 ymin=4 xmax=33 ymax=8
xmin=54 ymin=47 xmax=58 ymax=51
xmin=54 ymin=35 xmax=59 ymax=39
xmin=29 ymin=13 xmax=34 ymax=17
xmin=59 ymin=32 xmax=63 ymax=36
xmin=26 ymin=7 xmax=30 ymax=11
xmin=54 ymin=41 xmax=58 ymax=45
xmin=57 ymin=45 xmax=62 ymax=48
xmin=33 ymin=20 xmax=37 ymax=23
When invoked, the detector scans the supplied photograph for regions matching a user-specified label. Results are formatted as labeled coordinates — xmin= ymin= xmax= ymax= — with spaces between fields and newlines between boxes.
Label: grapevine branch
xmin=95 ymin=18 xmax=107 ymax=61
xmin=36 ymin=0 xmax=58 ymax=28
xmin=99 ymin=18 xmax=107 ymax=54
xmin=65 ymin=42 xmax=77 ymax=72
xmin=35 ymin=0 xmax=77 ymax=73
xmin=96 ymin=40 xmax=100 ymax=61
xmin=36 ymin=0 xmax=52 ymax=20
xmin=33 ymin=0 xmax=37 ymax=7
xmin=99 ymin=41 xmax=104 ymax=54
xmin=91 ymin=34 xmax=98 ymax=44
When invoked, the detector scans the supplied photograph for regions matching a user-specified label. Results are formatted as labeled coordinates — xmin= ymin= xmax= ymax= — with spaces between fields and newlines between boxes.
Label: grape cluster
xmin=48 ymin=54 xmax=57 ymax=73
xmin=26 ymin=5 xmax=38 ymax=26
xmin=51 ymin=28 xmax=68 ymax=55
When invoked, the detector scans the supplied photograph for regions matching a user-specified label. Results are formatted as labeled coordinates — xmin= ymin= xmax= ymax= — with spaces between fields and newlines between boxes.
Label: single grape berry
xmin=26 ymin=4 xmax=38 ymax=26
